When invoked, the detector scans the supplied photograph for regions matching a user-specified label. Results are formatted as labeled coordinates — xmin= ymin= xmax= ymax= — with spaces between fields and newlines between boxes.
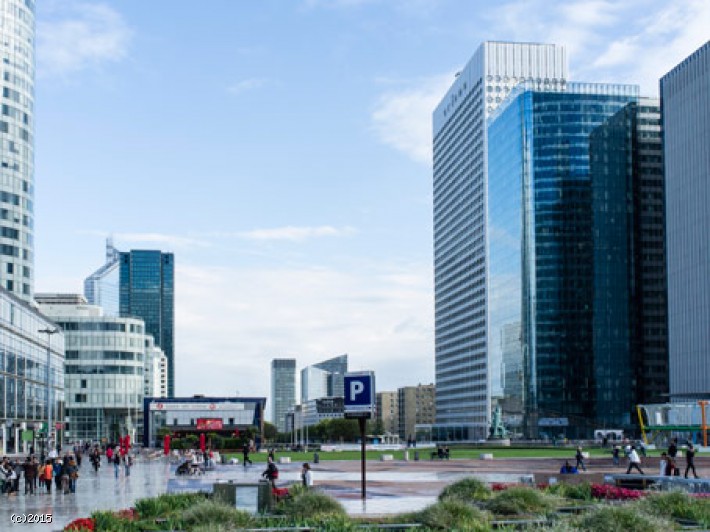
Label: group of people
xmin=0 ymin=452 xmax=80 ymax=495
xmin=658 ymin=439 xmax=700 ymax=479
xmin=106 ymin=444 xmax=134 ymax=478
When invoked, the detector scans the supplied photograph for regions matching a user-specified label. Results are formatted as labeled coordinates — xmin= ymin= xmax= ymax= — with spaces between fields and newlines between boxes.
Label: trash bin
xmin=313 ymin=452 xmax=319 ymax=464
xmin=414 ymin=451 xmax=420 ymax=461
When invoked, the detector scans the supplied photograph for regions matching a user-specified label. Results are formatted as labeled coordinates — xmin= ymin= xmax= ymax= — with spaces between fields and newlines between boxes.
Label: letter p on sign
xmin=350 ymin=381 xmax=365 ymax=401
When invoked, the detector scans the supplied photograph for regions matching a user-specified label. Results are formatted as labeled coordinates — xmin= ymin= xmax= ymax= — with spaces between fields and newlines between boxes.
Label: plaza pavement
xmin=0 ymin=452 xmax=707 ymax=530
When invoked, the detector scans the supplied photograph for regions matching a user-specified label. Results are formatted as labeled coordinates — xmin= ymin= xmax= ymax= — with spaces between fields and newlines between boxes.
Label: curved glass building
xmin=0 ymin=0 xmax=35 ymax=300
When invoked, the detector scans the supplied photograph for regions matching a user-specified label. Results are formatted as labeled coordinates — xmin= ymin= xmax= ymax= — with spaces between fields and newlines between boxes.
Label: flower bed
xmin=590 ymin=483 xmax=645 ymax=500
xmin=64 ymin=517 xmax=95 ymax=531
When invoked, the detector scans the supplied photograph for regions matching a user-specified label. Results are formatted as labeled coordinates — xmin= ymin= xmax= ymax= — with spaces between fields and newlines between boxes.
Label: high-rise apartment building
xmin=271 ymin=358 xmax=296 ymax=433
xmin=397 ymin=384 xmax=435 ymax=441
xmin=433 ymin=42 xmax=567 ymax=440
xmin=0 ymin=0 xmax=35 ymax=300
xmin=487 ymin=83 xmax=643 ymax=437
xmin=661 ymin=42 xmax=710 ymax=401
xmin=119 ymin=250 xmax=175 ymax=396
xmin=376 ymin=391 xmax=398 ymax=436
xmin=84 ymin=239 xmax=120 ymax=316
xmin=36 ymin=294 xmax=147 ymax=442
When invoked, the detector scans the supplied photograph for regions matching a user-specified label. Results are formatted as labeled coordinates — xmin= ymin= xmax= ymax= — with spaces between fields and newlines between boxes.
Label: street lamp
xmin=39 ymin=328 xmax=59 ymax=453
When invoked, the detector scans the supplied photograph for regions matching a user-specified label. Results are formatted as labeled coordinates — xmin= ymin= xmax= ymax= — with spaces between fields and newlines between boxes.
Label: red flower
xmin=64 ymin=517 xmax=95 ymax=531
xmin=590 ymin=483 xmax=644 ymax=500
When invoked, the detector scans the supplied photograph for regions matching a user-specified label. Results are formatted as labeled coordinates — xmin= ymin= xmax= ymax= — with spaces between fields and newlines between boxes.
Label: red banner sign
xmin=196 ymin=418 xmax=223 ymax=431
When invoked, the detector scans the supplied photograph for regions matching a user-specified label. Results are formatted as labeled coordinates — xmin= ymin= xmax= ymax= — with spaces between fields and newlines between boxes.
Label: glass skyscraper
xmin=271 ymin=358 xmax=296 ymax=433
xmin=0 ymin=0 xmax=35 ymax=301
xmin=84 ymin=239 xmax=120 ymax=316
xmin=119 ymin=250 xmax=175 ymax=396
xmin=433 ymin=42 xmax=567 ymax=440
xmin=661 ymin=41 xmax=710 ymax=401
xmin=487 ymin=83 xmax=641 ymax=438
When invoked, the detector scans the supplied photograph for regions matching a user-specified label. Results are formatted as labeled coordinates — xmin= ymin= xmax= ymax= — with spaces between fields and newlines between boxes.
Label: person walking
xmin=575 ymin=446 xmax=587 ymax=472
xmin=42 ymin=460 xmax=53 ymax=493
xmin=301 ymin=463 xmax=313 ymax=488
xmin=612 ymin=446 xmax=620 ymax=466
xmin=125 ymin=455 xmax=132 ymax=477
xmin=53 ymin=459 xmax=63 ymax=491
xmin=668 ymin=438 xmax=678 ymax=460
xmin=626 ymin=445 xmax=644 ymax=475
xmin=242 ymin=442 xmax=253 ymax=467
xmin=66 ymin=458 xmax=78 ymax=494
xmin=113 ymin=452 xmax=121 ymax=479
xmin=684 ymin=443 xmax=700 ymax=479
xmin=22 ymin=456 xmax=36 ymax=495
xmin=659 ymin=452 xmax=668 ymax=476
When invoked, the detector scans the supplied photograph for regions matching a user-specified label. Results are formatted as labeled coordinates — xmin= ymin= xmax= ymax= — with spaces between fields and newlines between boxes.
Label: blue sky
xmin=33 ymin=0 xmax=709 ymax=407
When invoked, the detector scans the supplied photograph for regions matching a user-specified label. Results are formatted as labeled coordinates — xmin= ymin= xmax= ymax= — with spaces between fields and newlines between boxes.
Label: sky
xmin=33 ymin=0 xmax=709 ymax=411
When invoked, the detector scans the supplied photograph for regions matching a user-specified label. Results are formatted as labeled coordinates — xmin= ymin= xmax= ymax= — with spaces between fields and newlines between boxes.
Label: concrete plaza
xmin=0 ymin=453 xmax=707 ymax=530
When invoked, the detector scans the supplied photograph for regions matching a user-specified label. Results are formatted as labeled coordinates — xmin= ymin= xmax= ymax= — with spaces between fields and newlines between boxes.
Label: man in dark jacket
xmin=22 ymin=457 xmax=36 ymax=494
xmin=685 ymin=443 xmax=700 ymax=479
xmin=261 ymin=457 xmax=278 ymax=487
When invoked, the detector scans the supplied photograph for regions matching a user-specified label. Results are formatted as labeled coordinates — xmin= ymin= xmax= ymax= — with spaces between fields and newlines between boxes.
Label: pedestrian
xmin=42 ymin=460 xmax=53 ymax=493
xmin=113 ymin=452 xmax=121 ymax=479
xmin=106 ymin=445 xmax=114 ymax=465
xmin=31 ymin=456 xmax=39 ymax=492
xmin=575 ymin=446 xmax=587 ymax=472
xmin=301 ymin=463 xmax=313 ymax=488
xmin=242 ymin=442 xmax=253 ymax=467
xmin=626 ymin=445 xmax=644 ymax=475
xmin=668 ymin=438 xmax=678 ymax=460
xmin=53 ymin=459 xmax=63 ymax=491
xmin=66 ymin=458 xmax=78 ymax=493
xmin=22 ymin=456 xmax=36 ymax=495
xmin=612 ymin=446 xmax=620 ymax=466
xmin=659 ymin=452 xmax=668 ymax=476
xmin=268 ymin=448 xmax=275 ymax=462
xmin=125 ymin=455 xmax=132 ymax=477
xmin=60 ymin=460 xmax=70 ymax=494
xmin=684 ymin=443 xmax=700 ymax=479
xmin=261 ymin=457 xmax=279 ymax=488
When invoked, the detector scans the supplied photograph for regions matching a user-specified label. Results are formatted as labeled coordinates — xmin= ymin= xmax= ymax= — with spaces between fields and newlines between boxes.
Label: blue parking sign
xmin=344 ymin=371 xmax=375 ymax=418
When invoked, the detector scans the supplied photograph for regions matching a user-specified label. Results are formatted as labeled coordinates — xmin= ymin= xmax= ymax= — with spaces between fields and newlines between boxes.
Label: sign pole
xmin=359 ymin=417 xmax=366 ymax=499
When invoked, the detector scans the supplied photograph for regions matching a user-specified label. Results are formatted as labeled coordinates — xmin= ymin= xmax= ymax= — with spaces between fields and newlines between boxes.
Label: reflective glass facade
xmin=84 ymin=240 xmax=120 ymax=316
xmin=119 ymin=250 xmax=175 ymax=396
xmin=0 ymin=287 xmax=65 ymax=454
xmin=271 ymin=358 xmax=296 ymax=433
xmin=487 ymin=84 xmax=640 ymax=437
xmin=0 ymin=0 xmax=35 ymax=301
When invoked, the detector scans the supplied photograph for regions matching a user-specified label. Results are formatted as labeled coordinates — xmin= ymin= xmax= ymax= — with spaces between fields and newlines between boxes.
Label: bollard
xmin=414 ymin=451 xmax=420 ymax=461
xmin=313 ymin=452 xmax=319 ymax=464
xmin=404 ymin=450 xmax=409 ymax=461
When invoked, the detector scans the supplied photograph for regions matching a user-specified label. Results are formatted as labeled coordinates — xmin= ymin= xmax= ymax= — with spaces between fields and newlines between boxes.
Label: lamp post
xmin=39 ymin=328 xmax=58 ymax=453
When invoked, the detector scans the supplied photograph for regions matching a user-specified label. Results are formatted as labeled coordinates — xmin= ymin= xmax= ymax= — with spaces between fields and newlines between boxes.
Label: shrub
xmin=485 ymin=486 xmax=557 ymax=516
xmin=134 ymin=493 xmax=206 ymax=519
xmin=178 ymin=499 xmax=253 ymax=529
xmin=64 ymin=518 xmax=95 ymax=531
xmin=415 ymin=499 xmax=490 ymax=531
xmin=439 ymin=477 xmax=492 ymax=502
xmin=639 ymin=490 xmax=710 ymax=526
xmin=280 ymin=490 xmax=347 ymax=519
xmin=90 ymin=511 xmax=139 ymax=532
xmin=570 ymin=505 xmax=674 ymax=532
xmin=545 ymin=481 xmax=592 ymax=501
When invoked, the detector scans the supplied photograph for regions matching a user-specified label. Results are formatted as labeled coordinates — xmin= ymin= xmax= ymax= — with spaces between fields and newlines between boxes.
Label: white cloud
xmin=77 ymin=230 xmax=206 ymax=249
xmin=227 ymin=78 xmax=268 ymax=95
xmin=234 ymin=225 xmax=357 ymax=242
xmin=175 ymin=263 xmax=434 ymax=402
xmin=37 ymin=2 xmax=132 ymax=79
xmin=371 ymin=73 xmax=454 ymax=165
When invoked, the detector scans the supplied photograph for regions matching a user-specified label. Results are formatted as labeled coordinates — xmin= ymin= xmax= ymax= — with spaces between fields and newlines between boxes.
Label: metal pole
xmin=359 ymin=417 xmax=366 ymax=499
xmin=39 ymin=328 xmax=58 ymax=452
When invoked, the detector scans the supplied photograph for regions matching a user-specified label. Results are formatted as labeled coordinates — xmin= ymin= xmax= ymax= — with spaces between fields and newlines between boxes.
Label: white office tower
xmin=0 ymin=1 xmax=35 ymax=300
xmin=432 ymin=42 xmax=567 ymax=440
xmin=661 ymin=41 xmax=710 ymax=401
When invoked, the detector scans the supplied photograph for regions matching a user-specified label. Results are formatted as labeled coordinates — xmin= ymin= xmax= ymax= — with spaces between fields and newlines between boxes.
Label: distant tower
xmin=271 ymin=359 xmax=296 ymax=432
xmin=0 ymin=1 xmax=35 ymax=300
xmin=84 ymin=238 xmax=120 ymax=316
xmin=119 ymin=250 xmax=175 ymax=396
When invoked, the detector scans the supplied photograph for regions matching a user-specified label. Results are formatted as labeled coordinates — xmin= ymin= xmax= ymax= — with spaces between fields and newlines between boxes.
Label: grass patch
xmin=439 ymin=477 xmax=492 ymax=502
xmin=178 ymin=499 xmax=254 ymax=529
xmin=279 ymin=488 xmax=347 ymax=519
xmin=568 ymin=505 xmax=675 ymax=531
xmin=638 ymin=491 xmax=710 ymax=526
xmin=545 ymin=481 xmax=592 ymax=501
xmin=134 ymin=492 xmax=206 ymax=519
xmin=485 ymin=486 xmax=558 ymax=516
xmin=414 ymin=499 xmax=491 ymax=531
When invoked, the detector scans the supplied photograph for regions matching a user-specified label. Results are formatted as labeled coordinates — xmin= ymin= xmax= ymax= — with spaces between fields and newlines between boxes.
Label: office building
xmin=376 ymin=391 xmax=398 ymax=435
xmin=271 ymin=358 xmax=296 ymax=433
xmin=36 ymin=294 xmax=147 ymax=442
xmin=119 ymin=250 xmax=175 ymax=396
xmin=661 ymin=42 xmax=710 ymax=401
xmin=84 ymin=238 xmax=120 ymax=316
xmin=0 ymin=0 xmax=35 ymax=301
xmin=1 ymin=287 xmax=64 ymax=454
xmin=589 ymin=99 xmax=668 ymax=406
xmin=301 ymin=396 xmax=344 ymax=427
xmin=433 ymin=41 xmax=567 ymax=440
xmin=398 ymin=384 xmax=435 ymax=441
xmin=145 ymin=337 xmax=168 ymax=399
xmin=301 ymin=354 xmax=348 ymax=402
xmin=487 ymin=82 xmax=641 ymax=437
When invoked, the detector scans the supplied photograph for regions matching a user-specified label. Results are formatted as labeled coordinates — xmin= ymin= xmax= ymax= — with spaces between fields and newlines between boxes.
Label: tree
xmin=367 ymin=419 xmax=385 ymax=436
xmin=263 ymin=422 xmax=278 ymax=441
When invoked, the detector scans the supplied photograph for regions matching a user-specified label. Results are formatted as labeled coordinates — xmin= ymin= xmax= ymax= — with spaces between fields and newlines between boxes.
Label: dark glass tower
xmin=119 ymin=250 xmax=175 ymax=396
xmin=487 ymin=83 xmax=640 ymax=438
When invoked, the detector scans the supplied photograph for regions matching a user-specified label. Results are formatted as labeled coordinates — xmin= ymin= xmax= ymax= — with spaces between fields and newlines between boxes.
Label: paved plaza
xmin=0 ymin=453 xmax=707 ymax=530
